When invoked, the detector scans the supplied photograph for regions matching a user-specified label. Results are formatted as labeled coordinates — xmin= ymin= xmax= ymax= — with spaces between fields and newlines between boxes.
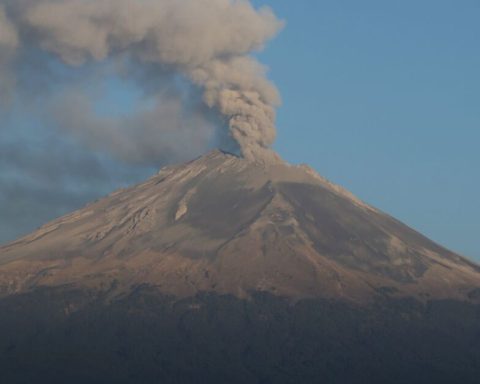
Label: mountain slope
xmin=1 ymin=150 xmax=478 ymax=302
xmin=1 ymin=150 xmax=480 ymax=384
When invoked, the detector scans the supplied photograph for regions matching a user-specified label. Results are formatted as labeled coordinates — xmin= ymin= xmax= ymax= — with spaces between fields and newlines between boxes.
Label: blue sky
xmin=254 ymin=0 xmax=479 ymax=260
xmin=1 ymin=0 xmax=479 ymax=261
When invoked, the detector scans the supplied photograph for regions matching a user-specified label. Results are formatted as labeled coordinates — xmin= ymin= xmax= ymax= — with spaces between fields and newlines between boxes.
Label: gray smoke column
xmin=1 ymin=0 xmax=284 ymax=162
xmin=0 ymin=5 xmax=18 ymax=104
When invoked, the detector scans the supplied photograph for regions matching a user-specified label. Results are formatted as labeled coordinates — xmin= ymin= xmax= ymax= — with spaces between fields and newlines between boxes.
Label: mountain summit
xmin=1 ymin=150 xmax=478 ymax=302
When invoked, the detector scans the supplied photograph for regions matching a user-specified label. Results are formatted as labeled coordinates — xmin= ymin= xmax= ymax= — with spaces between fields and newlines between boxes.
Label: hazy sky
xmin=1 ymin=0 xmax=479 ymax=261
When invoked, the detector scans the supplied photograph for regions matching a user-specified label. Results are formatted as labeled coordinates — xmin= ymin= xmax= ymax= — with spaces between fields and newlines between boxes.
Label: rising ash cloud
xmin=0 ymin=0 xmax=283 ymax=244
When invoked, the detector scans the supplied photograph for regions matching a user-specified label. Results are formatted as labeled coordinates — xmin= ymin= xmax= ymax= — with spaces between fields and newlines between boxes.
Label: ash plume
xmin=0 ymin=5 xmax=18 ymax=104
xmin=0 ymin=0 xmax=283 ymax=161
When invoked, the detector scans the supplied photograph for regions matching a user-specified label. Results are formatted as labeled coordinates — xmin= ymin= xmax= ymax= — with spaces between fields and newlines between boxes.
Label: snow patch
xmin=175 ymin=188 xmax=197 ymax=221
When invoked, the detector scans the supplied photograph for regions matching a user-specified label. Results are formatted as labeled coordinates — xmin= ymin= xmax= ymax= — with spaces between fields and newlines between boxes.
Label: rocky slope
xmin=0 ymin=150 xmax=479 ymax=303
xmin=1 ymin=150 xmax=480 ymax=383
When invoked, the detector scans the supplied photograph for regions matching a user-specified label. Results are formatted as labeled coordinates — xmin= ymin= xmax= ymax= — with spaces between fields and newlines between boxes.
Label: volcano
xmin=1 ymin=150 xmax=480 ymax=384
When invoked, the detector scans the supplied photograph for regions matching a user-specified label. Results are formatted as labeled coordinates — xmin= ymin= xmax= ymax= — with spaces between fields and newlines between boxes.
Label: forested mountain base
xmin=1 ymin=287 xmax=479 ymax=384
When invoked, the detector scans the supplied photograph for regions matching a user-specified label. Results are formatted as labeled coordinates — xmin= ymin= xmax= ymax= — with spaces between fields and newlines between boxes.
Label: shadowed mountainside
xmin=0 ymin=287 xmax=480 ymax=384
